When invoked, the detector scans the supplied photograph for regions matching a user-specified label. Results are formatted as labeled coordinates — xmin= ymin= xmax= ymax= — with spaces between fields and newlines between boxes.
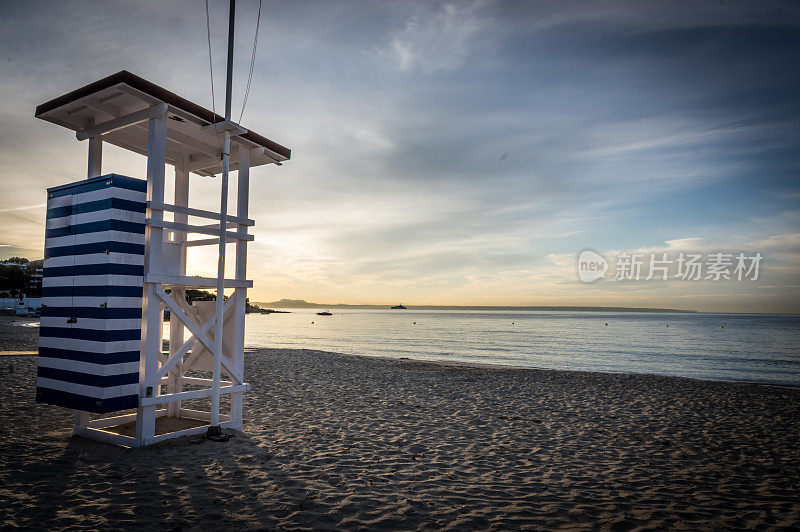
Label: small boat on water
xmin=316 ymin=310 xmax=333 ymax=316
xmin=391 ymin=304 xmax=407 ymax=309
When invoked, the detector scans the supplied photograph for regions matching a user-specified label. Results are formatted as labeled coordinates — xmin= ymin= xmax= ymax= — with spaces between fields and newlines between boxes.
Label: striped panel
xmin=36 ymin=377 xmax=139 ymax=398
xmin=39 ymin=336 xmax=141 ymax=353
xmin=42 ymin=296 xmax=143 ymax=309
xmin=45 ymin=230 xmax=145 ymax=250
xmin=40 ymin=317 xmax=142 ymax=330
xmin=39 ymin=326 xmax=142 ymax=342
xmin=47 ymin=173 xmax=146 ymax=198
xmin=37 ymin=174 xmax=147 ymax=414
xmin=44 ymin=241 xmax=145 ymax=258
xmin=43 ymin=263 xmax=144 ymax=277
xmin=39 ymin=345 xmax=140 ymax=365
xmin=38 ymin=355 xmax=139 ymax=375
xmin=47 ymin=208 xmax=146 ymax=230
xmin=35 ymin=388 xmax=138 ymax=414
xmin=41 ymin=286 xmax=143 ymax=298
xmin=37 ymin=366 xmax=138 ymax=387
xmin=47 ymin=197 xmax=146 ymax=220
xmin=41 ymin=307 xmax=143 ymax=320
xmin=59 ymin=186 xmax=147 ymax=206
xmin=46 ymin=219 xmax=145 ymax=239
xmin=42 ymin=274 xmax=142 ymax=287
xmin=44 ymin=253 xmax=145 ymax=269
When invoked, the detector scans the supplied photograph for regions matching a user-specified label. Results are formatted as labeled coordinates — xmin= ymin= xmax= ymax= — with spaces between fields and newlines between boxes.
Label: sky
xmin=1 ymin=0 xmax=799 ymax=313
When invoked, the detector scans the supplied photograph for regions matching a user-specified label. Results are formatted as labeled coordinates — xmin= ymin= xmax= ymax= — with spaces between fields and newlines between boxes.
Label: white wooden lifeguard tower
xmin=34 ymin=15 xmax=289 ymax=445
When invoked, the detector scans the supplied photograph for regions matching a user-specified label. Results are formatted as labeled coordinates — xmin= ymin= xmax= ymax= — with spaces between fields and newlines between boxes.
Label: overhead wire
xmin=206 ymin=0 xmax=263 ymax=159
xmin=239 ymin=0 xmax=263 ymax=123
xmin=205 ymin=0 xmax=223 ymax=154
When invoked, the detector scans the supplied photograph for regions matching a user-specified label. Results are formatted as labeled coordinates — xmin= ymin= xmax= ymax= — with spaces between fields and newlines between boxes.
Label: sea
xmin=242 ymin=309 xmax=800 ymax=387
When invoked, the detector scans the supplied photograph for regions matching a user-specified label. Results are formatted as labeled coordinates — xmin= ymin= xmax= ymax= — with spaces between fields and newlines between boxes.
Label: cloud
xmin=0 ymin=204 xmax=46 ymax=214
xmin=383 ymin=1 xmax=493 ymax=72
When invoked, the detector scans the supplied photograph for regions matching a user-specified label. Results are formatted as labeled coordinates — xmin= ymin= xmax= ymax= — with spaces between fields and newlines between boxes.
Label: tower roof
xmin=35 ymin=71 xmax=290 ymax=176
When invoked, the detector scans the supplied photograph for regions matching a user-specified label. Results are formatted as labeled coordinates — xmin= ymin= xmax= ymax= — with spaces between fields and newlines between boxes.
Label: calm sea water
xmin=242 ymin=309 xmax=800 ymax=386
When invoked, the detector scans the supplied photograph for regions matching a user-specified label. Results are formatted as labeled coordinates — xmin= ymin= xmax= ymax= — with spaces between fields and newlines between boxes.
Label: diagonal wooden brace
xmin=153 ymin=287 xmax=233 ymax=384
xmin=152 ymin=287 xmax=241 ymax=385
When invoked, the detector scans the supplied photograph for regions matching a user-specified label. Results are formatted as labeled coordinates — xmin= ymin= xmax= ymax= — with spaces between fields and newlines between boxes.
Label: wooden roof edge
xmin=35 ymin=70 xmax=291 ymax=160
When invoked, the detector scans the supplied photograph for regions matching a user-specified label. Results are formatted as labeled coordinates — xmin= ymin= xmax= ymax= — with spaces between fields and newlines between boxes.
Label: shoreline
xmin=242 ymin=344 xmax=800 ymax=390
xmin=4 ymin=340 xmax=795 ymax=390
xmin=281 ymin=347 xmax=800 ymax=390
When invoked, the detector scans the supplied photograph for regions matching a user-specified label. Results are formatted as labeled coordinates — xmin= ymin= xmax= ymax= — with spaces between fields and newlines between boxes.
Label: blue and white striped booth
xmin=36 ymin=174 xmax=146 ymax=413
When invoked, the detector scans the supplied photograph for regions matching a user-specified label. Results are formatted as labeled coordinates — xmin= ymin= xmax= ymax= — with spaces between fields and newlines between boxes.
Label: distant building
xmin=0 ymin=295 xmax=42 ymax=316
xmin=27 ymin=267 xmax=43 ymax=291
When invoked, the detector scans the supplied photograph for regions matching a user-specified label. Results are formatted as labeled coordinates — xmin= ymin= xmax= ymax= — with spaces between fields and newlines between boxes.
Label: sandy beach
xmin=1 ymin=317 xmax=799 ymax=530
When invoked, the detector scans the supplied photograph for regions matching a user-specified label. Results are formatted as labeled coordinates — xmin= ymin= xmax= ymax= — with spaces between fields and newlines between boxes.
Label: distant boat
xmin=316 ymin=310 xmax=333 ymax=316
xmin=391 ymin=304 xmax=407 ymax=309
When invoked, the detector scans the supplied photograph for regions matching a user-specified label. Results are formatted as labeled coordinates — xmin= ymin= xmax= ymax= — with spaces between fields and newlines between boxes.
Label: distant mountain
xmin=257 ymin=299 xmax=697 ymax=313
xmin=264 ymin=299 xmax=320 ymax=308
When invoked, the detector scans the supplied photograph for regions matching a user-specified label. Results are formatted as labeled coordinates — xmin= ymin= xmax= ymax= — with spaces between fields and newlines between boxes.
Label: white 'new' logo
xmin=578 ymin=250 xmax=608 ymax=283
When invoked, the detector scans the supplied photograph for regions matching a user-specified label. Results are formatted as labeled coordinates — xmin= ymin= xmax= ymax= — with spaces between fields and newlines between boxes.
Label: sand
xmin=105 ymin=415 xmax=210 ymax=438
xmin=1 ymin=316 xmax=799 ymax=530
xmin=0 ymin=315 xmax=39 ymax=351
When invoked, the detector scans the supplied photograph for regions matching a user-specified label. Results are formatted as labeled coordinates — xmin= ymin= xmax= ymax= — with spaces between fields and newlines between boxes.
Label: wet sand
xmin=1 ymin=317 xmax=799 ymax=530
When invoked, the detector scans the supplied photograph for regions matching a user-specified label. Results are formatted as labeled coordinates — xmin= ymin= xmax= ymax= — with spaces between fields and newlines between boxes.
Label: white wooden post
xmin=75 ymin=150 xmax=92 ymax=424
xmin=87 ymin=136 xmax=102 ymax=178
xmin=136 ymin=105 xmax=167 ymax=445
xmin=231 ymin=148 xmax=249 ymax=427
xmin=167 ymin=153 xmax=190 ymax=417
xmin=74 ymin=410 xmax=90 ymax=430
xmin=86 ymin=118 xmax=102 ymax=179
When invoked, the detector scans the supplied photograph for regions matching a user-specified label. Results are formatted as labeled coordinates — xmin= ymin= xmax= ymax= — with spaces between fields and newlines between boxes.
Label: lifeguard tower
xmin=34 ymin=12 xmax=289 ymax=445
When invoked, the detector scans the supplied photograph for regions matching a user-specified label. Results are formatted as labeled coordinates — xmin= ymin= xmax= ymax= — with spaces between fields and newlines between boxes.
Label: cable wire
xmin=239 ymin=0 xmax=263 ymax=123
